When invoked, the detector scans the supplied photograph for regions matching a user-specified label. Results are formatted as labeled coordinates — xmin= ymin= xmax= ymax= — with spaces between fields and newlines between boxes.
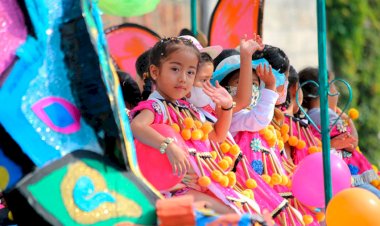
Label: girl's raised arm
xmin=233 ymin=34 xmax=264 ymax=113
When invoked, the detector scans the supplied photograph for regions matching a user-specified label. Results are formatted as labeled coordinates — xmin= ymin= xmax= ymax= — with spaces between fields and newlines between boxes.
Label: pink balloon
xmin=135 ymin=124 xmax=188 ymax=191
xmin=292 ymin=152 xmax=352 ymax=208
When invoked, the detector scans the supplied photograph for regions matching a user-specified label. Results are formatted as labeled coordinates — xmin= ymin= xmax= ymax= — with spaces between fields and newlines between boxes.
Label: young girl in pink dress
xmin=299 ymin=66 xmax=380 ymax=198
xmin=130 ymin=37 xmax=277 ymax=216
xmin=184 ymin=35 xmax=292 ymax=220
xmin=212 ymin=45 xmax=308 ymax=225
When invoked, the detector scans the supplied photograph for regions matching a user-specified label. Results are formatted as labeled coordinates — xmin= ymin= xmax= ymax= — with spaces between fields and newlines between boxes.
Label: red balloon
xmin=135 ymin=124 xmax=188 ymax=191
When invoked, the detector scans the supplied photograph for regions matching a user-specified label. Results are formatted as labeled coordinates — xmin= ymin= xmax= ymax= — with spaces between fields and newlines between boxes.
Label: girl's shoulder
xmin=129 ymin=99 xmax=165 ymax=119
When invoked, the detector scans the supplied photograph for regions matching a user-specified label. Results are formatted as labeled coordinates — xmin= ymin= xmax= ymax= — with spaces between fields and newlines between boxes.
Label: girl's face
xmin=227 ymin=70 xmax=260 ymax=88
xmin=150 ymin=47 xmax=198 ymax=102
xmin=193 ymin=62 xmax=214 ymax=87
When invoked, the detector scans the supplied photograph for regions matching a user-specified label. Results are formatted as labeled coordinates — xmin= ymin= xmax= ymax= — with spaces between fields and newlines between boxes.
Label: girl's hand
xmin=331 ymin=132 xmax=357 ymax=152
xmin=256 ymin=64 xmax=276 ymax=91
xmin=202 ymin=81 xmax=233 ymax=109
xmin=240 ymin=33 xmax=264 ymax=57
xmin=165 ymin=142 xmax=190 ymax=176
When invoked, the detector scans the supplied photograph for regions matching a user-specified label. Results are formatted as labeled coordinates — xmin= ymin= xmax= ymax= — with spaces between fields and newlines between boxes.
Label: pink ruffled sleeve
xmin=129 ymin=100 xmax=164 ymax=124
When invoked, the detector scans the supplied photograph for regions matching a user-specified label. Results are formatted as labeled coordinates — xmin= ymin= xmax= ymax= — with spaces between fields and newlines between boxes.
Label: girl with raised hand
xmin=183 ymin=35 xmax=291 ymax=221
xmin=130 ymin=37 xmax=263 ymax=215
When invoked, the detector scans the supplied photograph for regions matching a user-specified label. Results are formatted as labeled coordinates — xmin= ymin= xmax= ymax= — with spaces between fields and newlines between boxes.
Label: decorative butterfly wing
xmin=208 ymin=0 xmax=265 ymax=48
xmin=0 ymin=0 xmax=27 ymax=76
xmin=105 ymin=23 xmax=160 ymax=79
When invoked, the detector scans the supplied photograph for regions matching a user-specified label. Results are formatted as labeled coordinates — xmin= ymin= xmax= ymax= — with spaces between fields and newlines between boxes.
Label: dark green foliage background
xmin=326 ymin=0 xmax=380 ymax=165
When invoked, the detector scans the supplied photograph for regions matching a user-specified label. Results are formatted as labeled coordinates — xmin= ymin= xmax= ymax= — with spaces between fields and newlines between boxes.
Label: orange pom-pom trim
xmin=288 ymin=136 xmax=299 ymax=146
xmin=303 ymin=215 xmax=314 ymax=225
xmin=183 ymin=117 xmax=194 ymax=129
xmin=262 ymin=174 xmax=271 ymax=184
xmin=348 ymin=108 xmax=359 ymax=120
xmin=280 ymin=124 xmax=290 ymax=135
xmin=211 ymin=170 xmax=222 ymax=182
xmin=194 ymin=120 xmax=203 ymax=129
xmin=218 ymin=159 xmax=229 ymax=170
xmin=171 ymin=123 xmax=180 ymax=133
xmin=229 ymin=144 xmax=240 ymax=156
xmin=308 ymin=146 xmax=319 ymax=154
xmin=316 ymin=212 xmax=325 ymax=222
xmin=181 ymin=129 xmax=192 ymax=140
xmin=198 ymin=176 xmax=211 ymax=187
xmin=220 ymin=142 xmax=231 ymax=154
xmin=296 ymin=140 xmax=306 ymax=150
xmin=246 ymin=178 xmax=258 ymax=189
xmin=271 ymin=173 xmax=282 ymax=185
xmin=191 ymin=129 xmax=204 ymax=140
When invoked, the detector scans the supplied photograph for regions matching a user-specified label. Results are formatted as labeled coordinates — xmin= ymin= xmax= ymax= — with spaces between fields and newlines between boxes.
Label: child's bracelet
xmin=159 ymin=137 xmax=174 ymax=154
xmin=221 ymin=102 xmax=236 ymax=111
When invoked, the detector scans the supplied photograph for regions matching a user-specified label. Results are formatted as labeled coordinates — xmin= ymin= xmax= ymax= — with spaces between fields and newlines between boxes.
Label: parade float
xmin=1 ymin=0 xmax=380 ymax=225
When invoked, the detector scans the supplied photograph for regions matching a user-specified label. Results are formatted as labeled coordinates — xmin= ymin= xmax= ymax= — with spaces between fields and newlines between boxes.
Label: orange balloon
xmin=326 ymin=188 xmax=380 ymax=226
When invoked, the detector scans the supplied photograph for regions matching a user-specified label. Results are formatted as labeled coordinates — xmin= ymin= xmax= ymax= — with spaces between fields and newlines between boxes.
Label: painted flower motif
xmin=152 ymin=102 xmax=162 ymax=115
xmin=348 ymin=164 xmax=359 ymax=175
xmin=342 ymin=150 xmax=353 ymax=158
xmin=337 ymin=122 xmax=347 ymax=133
xmin=251 ymin=160 xmax=264 ymax=175
xmin=250 ymin=138 xmax=262 ymax=152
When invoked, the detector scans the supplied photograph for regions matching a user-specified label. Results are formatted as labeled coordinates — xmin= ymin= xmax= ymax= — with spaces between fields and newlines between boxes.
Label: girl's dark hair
xmin=252 ymin=45 xmax=289 ymax=74
xmin=148 ymin=37 xmax=201 ymax=68
xmin=142 ymin=77 xmax=152 ymax=100
xmin=200 ymin=52 xmax=213 ymax=64
xmin=117 ymin=70 xmax=141 ymax=109
xmin=298 ymin=67 xmax=320 ymax=109
xmin=283 ymin=65 xmax=299 ymax=108
xmin=135 ymin=49 xmax=151 ymax=80
xmin=213 ymin=49 xmax=240 ymax=87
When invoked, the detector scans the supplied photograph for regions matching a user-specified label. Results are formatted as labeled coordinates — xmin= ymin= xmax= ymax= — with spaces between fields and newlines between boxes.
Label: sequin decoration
xmin=31 ymin=97 xmax=81 ymax=134
xmin=250 ymin=138 xmax=262 ymax=152
xmin=61 ymin=162 xmax=142 ymax=224
xmin=348 ymin=164 xmax=359 ymax=175
xmin=251 ymin=160 xmax=264 ymax=175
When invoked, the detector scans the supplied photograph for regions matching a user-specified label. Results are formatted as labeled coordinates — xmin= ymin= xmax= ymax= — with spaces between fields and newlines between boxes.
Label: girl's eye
xmin=187 ymin=70 xmax=196 ymax=76
xmin=171 ymin=67 xmax=180 ymax=72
